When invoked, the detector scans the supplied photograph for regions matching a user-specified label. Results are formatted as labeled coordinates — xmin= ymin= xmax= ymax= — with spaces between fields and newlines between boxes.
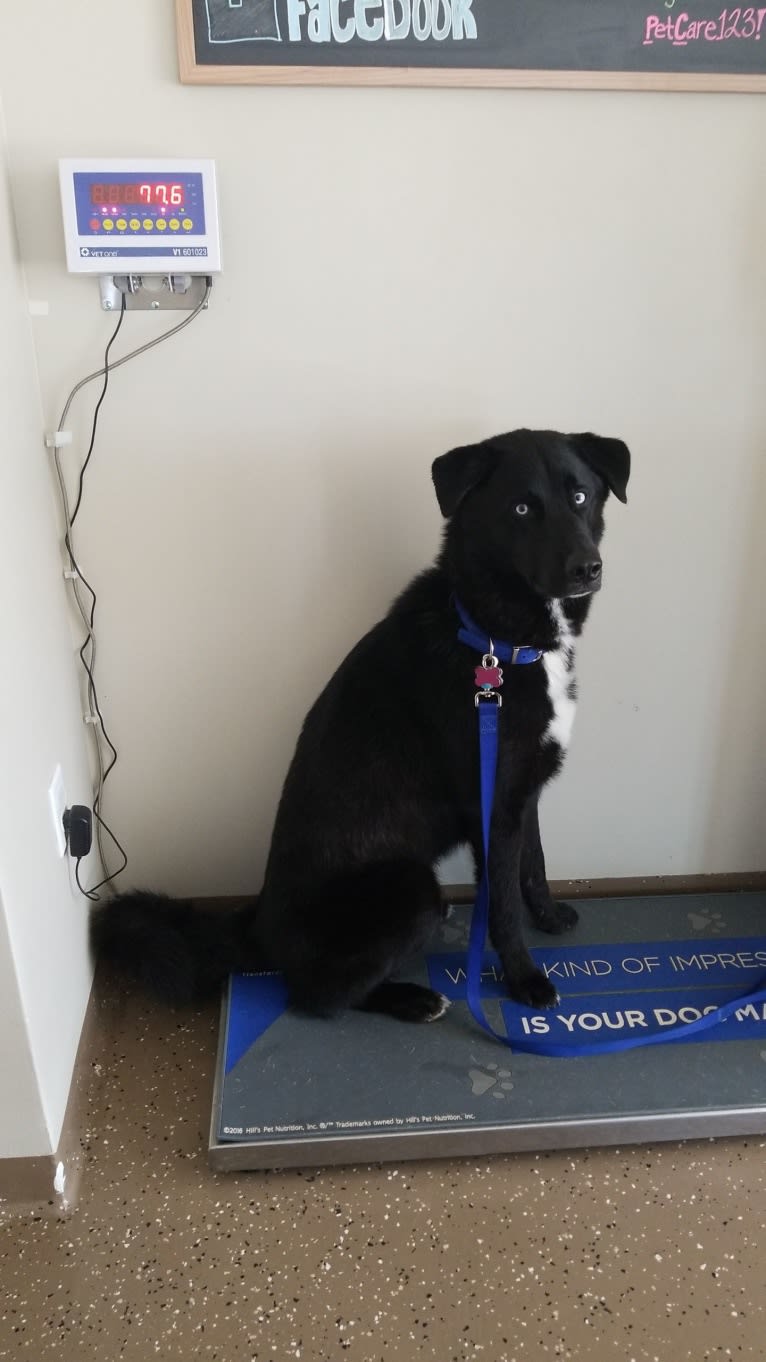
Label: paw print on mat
xmin=687 ymin=909 xmax=726 ymax=935
xmin=469 ymin=1062 xmax=514 ymax=1098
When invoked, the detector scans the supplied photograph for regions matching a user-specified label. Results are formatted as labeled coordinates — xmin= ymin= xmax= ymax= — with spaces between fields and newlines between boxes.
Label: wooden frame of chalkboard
xmin=176 ymin=0 xmax=766 ymax=90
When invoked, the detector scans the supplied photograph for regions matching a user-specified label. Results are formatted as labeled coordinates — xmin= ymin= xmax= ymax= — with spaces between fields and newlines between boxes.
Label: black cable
xmin=60 ymin=535 xmax=119 ymax=781
xmin=70 ymin=298 xmax=125 ymax=527
xmin=75 ymin=861 xmax=97 ymax=902
xmin=56 ymin=281 xmax=211 ymax=900
xmin=70 ymin=554 xmax=118 ymax=770
xmin=75 ymin=808 xmax=128 ymax=902
xmin=61 ymin=296 xmax=124 ymax=777
xmin=65 ymin=303 xmax=128 ymax=896
xmin=62 ymin=535 xmax=124 ymax=897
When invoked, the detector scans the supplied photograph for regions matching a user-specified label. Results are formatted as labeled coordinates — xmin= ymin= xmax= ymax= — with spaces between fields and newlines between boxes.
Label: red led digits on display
xmin=90 ymin=183 xmax=185 ymax=207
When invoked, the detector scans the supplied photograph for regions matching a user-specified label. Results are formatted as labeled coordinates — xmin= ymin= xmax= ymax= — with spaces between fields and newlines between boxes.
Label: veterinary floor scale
xmin=209 ymin=892 xmax=766 ymax=1171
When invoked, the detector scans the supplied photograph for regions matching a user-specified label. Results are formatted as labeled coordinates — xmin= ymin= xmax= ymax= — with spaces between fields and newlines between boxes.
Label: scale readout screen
xmin=73 ymin=172 xmax=206 ymax=238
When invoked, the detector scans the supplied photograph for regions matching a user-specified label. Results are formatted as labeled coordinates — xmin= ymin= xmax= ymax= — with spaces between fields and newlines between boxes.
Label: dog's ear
xmin=431 ymin=442 xmax=496 ymax=518
xmin=570 ymin=433 xmax=630 ymax=504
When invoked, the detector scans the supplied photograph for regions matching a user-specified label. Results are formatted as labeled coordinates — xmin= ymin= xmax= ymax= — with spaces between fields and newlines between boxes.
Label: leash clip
xmin=475 ymin=689 xmax=502 ymax=708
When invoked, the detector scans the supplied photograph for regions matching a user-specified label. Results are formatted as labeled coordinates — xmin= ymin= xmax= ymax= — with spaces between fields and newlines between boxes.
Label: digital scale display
xmin=59 ymin=159 xmax=221 ymax=273
xmin=73 ymin=171 xmax=205 ymax=237
xmin=90 ymin=183 xmax=186 ymax=207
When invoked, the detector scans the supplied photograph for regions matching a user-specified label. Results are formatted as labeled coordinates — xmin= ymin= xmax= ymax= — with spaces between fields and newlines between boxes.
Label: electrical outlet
xmin=48 ymin=765 xmax=68 ymax=857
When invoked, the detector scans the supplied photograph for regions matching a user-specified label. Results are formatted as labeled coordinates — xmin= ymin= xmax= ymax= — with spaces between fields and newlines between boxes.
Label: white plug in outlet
xmin=48 ymin=765 xmax=68 ymax=857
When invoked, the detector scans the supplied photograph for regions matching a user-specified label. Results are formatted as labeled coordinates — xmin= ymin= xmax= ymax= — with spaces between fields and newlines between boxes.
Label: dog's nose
xmin=567 ymin=556 xmax=602 ymax=590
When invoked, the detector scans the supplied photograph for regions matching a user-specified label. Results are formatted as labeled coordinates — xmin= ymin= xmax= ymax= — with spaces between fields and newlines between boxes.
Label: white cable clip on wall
xmin=58 ymin=158 xmax=222 ymax=311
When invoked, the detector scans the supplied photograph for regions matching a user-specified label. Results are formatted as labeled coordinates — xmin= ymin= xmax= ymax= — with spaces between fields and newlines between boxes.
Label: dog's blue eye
xmin=515 ymin=503 xmax=529 ymax=517
xmin=573 ymin=490 xmax=587 ymax=506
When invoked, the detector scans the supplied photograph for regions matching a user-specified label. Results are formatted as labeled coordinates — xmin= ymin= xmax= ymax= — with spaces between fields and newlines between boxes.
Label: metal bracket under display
xmin=99 ymin=274 xmax=211 ymax=313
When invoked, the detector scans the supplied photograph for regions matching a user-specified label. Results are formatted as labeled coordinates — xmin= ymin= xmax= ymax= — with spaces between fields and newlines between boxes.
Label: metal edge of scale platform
xmin=207 ymin=994 xmax=766 ymax=1174
xmin=209 ymin=1105 xmax=766 ymax=1175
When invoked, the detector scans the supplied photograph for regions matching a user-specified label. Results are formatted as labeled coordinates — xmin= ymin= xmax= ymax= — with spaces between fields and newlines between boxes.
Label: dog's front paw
xmin=509 ymin=969 xmax=559 ymax=1010
xmin=361 ymin=981 xmax=451 ymax=1024
xmin=533 ymin=899 xmax=579 ymax=935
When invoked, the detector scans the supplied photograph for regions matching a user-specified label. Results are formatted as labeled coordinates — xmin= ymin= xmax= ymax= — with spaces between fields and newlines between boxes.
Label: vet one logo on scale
xmin=206 ymin=0 xmax=477 ymax=44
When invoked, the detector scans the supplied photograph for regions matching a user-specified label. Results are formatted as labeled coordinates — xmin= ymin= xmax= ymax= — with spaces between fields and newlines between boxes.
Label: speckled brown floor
xmin=1 ymin=974 xmax=764 ymax=1360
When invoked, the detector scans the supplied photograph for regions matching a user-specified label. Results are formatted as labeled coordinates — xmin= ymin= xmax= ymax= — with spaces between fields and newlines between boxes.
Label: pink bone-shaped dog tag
xmin=475 ymin=664 xmax=503 ymax=688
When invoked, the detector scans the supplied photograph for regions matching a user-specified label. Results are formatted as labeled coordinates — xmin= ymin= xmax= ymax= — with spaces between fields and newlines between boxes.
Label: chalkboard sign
xmin=177 ymin=0 xmax=766 ymax=87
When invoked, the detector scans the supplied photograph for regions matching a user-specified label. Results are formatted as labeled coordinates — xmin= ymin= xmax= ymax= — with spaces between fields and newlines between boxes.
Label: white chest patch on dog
xmin=542 ymin=600 xmax=577 ymax=751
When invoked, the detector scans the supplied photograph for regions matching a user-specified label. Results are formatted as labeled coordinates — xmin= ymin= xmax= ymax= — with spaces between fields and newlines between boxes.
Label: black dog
xmin=93 ymin=429 xmax=629 ymax=1022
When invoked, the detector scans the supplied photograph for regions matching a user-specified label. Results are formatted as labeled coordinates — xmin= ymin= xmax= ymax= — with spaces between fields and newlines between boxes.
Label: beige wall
xmin=0 ymin=899 xmax=50 ymax=1160
xmin=1 ymin=1 xmax=764 ymax=905
xmin=0 ymin=105 xmax=95 ymax=1158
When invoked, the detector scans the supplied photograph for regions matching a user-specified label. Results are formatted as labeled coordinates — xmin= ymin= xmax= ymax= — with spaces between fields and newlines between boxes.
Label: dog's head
xmin=432 ymin=429 xmax=630 ymax=601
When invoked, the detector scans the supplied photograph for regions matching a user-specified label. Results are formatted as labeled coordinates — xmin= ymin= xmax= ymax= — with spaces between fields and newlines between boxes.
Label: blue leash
xmin=459 ymin=601 xmax=766 ymax=1056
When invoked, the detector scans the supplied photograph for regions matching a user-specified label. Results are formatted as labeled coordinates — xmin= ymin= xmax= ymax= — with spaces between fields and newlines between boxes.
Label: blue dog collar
xmin=454 ymin=597 xmax=542 ymax=666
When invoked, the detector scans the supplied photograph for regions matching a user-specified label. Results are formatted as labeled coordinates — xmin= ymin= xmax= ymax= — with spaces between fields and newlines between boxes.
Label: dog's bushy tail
xmin=90 ymin=891 xmax=257 ymax=1006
